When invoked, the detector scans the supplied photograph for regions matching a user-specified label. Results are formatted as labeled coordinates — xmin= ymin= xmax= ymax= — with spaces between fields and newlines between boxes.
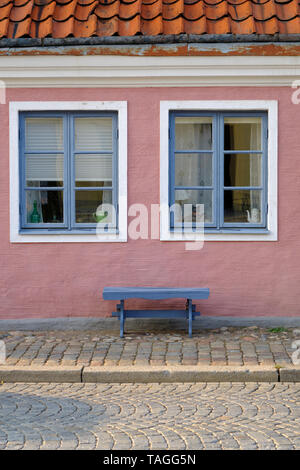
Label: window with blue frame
xmin=19 ymin=111 xmax=118 ymax=232
xmin=169 ymin=111 xmax=268 ymax=232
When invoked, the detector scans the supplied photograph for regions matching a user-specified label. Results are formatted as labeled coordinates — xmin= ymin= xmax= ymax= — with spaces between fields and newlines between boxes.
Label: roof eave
xmin=1 ymin=33 xmax=300 ymax=49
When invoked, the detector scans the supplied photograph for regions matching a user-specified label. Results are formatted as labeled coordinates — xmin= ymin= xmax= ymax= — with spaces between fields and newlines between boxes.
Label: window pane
xmin=75 ymin=190 xmax=113 ymax=224
xmin=224 ymin=117 xmax=262 ymax=151
xmin=26 ymin=190 xmax=63 ymax=224
xmin=75 ymin=154 xmax=112 ymax=187
xmin=175 ymin=117 xmax=212 ymax=150
xmin=75 ymin=118 xmax=113 ymax=151
xmin=175 ymin=153 xmax=212 ymax=187
xmin=175 ymin=189 xmax=213 ymax=224
xmin=26 ymin=154 xmax=64 ymax=187
xmin=224 ymin=154 xmax=262 ymax=187
xmin=224 ymin=189 xmax=262 ymax=223
xmin=25 ymin=118 xmax=63 ymax=152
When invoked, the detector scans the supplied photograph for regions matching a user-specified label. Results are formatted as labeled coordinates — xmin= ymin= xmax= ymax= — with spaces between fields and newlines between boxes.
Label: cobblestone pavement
xmin=0 ymin=382 xmax=299 ymax=450
xmin=0 ymin=326 xmax=299 ymax=368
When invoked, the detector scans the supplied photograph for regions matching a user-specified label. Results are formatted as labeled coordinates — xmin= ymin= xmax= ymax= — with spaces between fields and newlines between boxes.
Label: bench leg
xmin=119 ymin=300 xmax=125 ymax=338
xmin=188 ymin=298 xmax=193 ymax=338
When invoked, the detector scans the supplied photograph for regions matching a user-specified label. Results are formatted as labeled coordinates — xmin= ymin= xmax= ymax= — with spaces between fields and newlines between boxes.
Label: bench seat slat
xmin=103 ymin=287 xmax=210 ymax=301
xmin=112 ymin=309 xmax=200 ymax=319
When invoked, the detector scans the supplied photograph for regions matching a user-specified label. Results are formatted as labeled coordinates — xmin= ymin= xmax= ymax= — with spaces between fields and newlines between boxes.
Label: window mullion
xmin=217 ymin=112 xmax=223 ymax=230
xmin=66 ymin=112 xmax=72 ymax=231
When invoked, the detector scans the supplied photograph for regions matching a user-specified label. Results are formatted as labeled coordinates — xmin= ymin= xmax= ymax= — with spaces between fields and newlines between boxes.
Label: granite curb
xmin=0 ymin=364 xmax=300 ymax=383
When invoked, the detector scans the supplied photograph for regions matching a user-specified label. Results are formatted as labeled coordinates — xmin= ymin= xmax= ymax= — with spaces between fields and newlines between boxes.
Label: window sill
xmin=161 ymin=228 xmax=276 ymax=242
xmin=170 ymin=228 xmax=270 ymax=234
xmin=12 ymin=229 xmax=126 ymax=243
xmin=19 ymin=228 xmax=119 ymax=235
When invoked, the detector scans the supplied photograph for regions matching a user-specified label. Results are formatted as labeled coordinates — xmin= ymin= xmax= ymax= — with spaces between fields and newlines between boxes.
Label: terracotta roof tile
xmin=52 ymin=16 xmax=74 ymax=35
xmin=97 ymin=15 xmax=118 ymax=34
xmin=163 ymin=0 xmax=183 ymax=19
xmin=75 ymin=0 xmax=97 ymax=20
xmin=0 ymin=2 xmax=12 ymax=21
xmin=94 ymin=1 xmax=119 ymax=19
xmin=251 ymin=0 xmax=270 ymax=4
xmin=31 ymin=1 xmax=56 ymax=21
xmin=204 ymin=0 xmax=224 ymax=5
xmin=30 ymin=16 xmax=52 ymax=36
xmin=255 ymin=16 xmax=278 ymax=33
xmin=278 ymin=14 xmax=300 ymax=30
xmin=34 ymin=0 xmax=54 ymax=6
xmin=55 ymin=0 xmax=74 ymax=5
xmin=10 ymin=0 xmax=33 ymax=22
xmin=206 ymin=2 xmax=228 ymax=20
xmin=8 ymin=16 xmax=31 ymax=37
xmin=53 ymin=0 xmax=77 ymax=21
xmin=1 ymin=0 xmax=300 ymax=39
xmin=0 ymin=17 xmax=9 ymax=36
xmin=118 ymin=13 xmax=140 ymax=34
xmin=74 ymin=13 xmax=97 ymax=34
xmin=228 ymin=2 xmax=252 ymax=21
xmin=252 ymin=2 xmax=277 ymax=20
xmin=119 ymin=0 xmax=142 ymax=19
xmin=276 ymin=0 xmax=298 ymax=19
xmin=184 ymin=15 xmax=206 ymax=32
xmin=0 ymin=0 xmax=11 ymax=7
xmin=141 ymin=1 xmax=162 ymax=19
xmin=207 ymin=15 xmax=230 ymax=33
xmin=77 ymin=0 xmax=97 ymax=5
xmin=141 ymin=14 xmax=163 ymax=33
xmin=184 ymin=1 xmax=205 ymax=20
xmin=14 ymin=0 xmax=31 ymax=7
xmin=231 ymin=15 xmax=255 ymax=33
xmin=163 ymin=15 xmax=184 ymax=33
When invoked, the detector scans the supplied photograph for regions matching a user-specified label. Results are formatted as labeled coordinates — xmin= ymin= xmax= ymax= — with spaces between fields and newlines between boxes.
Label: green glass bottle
xmin=30 ymin=200 xmax=41 ymax=223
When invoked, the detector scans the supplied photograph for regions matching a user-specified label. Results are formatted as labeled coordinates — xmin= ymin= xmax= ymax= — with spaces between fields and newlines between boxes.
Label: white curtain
xmin=174 ymin=117 xmax=212 ymax=223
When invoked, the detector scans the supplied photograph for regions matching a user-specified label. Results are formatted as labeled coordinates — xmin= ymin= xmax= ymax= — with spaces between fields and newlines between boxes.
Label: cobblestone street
xmin=0 ymin=382 xmax=299 ymax=450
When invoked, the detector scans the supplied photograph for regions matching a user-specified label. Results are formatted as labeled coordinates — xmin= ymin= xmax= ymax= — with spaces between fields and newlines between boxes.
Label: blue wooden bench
xmin=102 ymin=287 xmax=210 ymax=338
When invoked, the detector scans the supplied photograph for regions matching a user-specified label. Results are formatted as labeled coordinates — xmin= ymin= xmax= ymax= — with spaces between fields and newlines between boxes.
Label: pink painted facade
xmin=1 ymin=85 xmax=300 ymax=319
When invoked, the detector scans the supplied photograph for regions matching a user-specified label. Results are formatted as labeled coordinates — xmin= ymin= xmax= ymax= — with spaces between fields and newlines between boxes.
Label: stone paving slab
xmin=0 ymin=325 xmax=300 ymax=382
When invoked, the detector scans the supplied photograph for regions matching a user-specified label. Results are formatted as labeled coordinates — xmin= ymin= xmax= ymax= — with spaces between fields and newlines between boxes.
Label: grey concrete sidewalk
xmin=0 ymin=318 xmax=300 ymax=383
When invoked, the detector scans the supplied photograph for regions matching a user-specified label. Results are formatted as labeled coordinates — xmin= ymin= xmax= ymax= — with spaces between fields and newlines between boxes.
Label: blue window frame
xmin=169 ymin=111 xmax=268 ymax=232
xmin=19 ymin=111 xmax=118 ymax=233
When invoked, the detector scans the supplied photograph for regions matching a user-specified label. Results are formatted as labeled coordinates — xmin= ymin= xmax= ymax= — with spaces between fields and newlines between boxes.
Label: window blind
xmin=75 ymin=154 xmax=112 ymax=182
xmin=26 ymin=154 xmax=64 ymax=182
xmin=74 ymin=118 xmax=113 ymax=151
xmin=25 ymin=118 xmax=63 ymax=151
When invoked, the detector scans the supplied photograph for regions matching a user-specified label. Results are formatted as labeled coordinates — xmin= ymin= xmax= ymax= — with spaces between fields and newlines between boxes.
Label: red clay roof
xmin=0 ymin=0 xmax=300 ymax=39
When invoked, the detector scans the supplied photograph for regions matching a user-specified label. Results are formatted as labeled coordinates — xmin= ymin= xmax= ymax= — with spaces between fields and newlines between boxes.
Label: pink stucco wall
xmin=1 ymin=86 xmax=300 ymax=319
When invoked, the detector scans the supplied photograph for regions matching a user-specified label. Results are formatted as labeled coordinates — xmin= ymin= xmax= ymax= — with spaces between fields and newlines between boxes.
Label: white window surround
xmin=160 ymin=100 xmax=278 ymax=242
xmin=9 ymin=101 xmax=127 ymax=243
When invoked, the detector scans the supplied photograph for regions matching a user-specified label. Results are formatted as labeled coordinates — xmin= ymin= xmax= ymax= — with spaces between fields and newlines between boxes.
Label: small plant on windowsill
xmin=93 ymin=211 xmax=108 ymax=223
